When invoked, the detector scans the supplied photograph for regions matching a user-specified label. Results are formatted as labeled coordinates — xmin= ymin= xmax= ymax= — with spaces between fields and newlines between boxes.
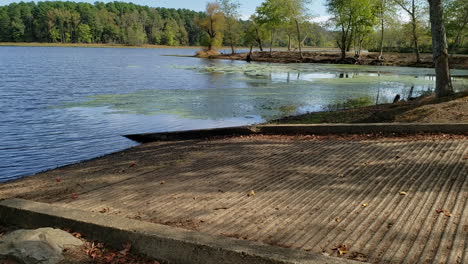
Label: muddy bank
xmin=273 ymin=91 xmax=468 ymax=124
xmin=210 ymin=51 xmax=468 ymax=69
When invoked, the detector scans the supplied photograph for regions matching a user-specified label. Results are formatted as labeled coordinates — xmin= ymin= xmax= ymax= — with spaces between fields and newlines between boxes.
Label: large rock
xmin=0 ymin=228 xmax=83 ymax=264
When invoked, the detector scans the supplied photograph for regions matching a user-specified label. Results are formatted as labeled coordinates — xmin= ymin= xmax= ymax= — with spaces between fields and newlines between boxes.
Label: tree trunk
xmin=379 ymin=0 xmax=385 ymax=60
xmin=411 ymin=14 xmax=421 ymax=63
xmin=228 ymin=22 xmax=235 ymax=55
xmin=255 ymin=27 xmax=263 ymax=51
xmin=288 ymin=34 xmax=292 ymax=51
xmin=270 ymin=29 xmax=274 ymax=57
xmin=428 ymin=0 xmax=454 ymax=97
xmin=295 ymin=19 xmax=303 ymax=60
xmin=340 ymin=26 xmax=346 ymax=60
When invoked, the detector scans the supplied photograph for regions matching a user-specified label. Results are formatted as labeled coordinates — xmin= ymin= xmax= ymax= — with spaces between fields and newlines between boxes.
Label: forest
xmin=0 ymin=0 xmax=466 ymax=54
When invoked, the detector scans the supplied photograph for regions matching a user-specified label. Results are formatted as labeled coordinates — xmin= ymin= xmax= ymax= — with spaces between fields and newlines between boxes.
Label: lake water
xmin=1 ymin=46 xmax=467 ymax=181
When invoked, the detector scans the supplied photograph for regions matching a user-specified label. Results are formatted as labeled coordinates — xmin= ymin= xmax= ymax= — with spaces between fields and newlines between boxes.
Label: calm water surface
xmin=1 ymin=46 xmax=467 ymax=181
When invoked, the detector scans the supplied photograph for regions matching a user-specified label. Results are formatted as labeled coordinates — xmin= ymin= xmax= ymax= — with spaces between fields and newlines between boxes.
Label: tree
xmin=327 ymin=0 xmax=377 ymax=60
xmin=218 ymin=0 xmax=241 ymax=54
xmin=283 ymin=0 xmax=311 ymax=59
xmin=376 ymin=0 xmax=397 ymax=59
xmin=392 ymin=0 xmax=425 ymax=62
xmin=196 ymin=2 xmax=225 ymax=51
xmin=0 ymin=9 xmax=10 ymax=41
xmin=256 ymin=0 xmax=286 ymax=56
xmin=246 ymin=16 xmax=267 ymax=51
xmin=445 ymin=0 xmax=468 ymax=52
xmin=77 ymin=24 xmax=92 ymax=43
xmin=428 ymin=0 xmax=454 ymax=97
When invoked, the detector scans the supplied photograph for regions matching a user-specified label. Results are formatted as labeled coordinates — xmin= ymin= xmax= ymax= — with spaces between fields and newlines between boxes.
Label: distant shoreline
xmin=209 ymin=51 xmax=468 ymax=70
xmin=0 ymin=42 xmax=339 ymax=52
xmin=0 ymin=42 xmax=205 ymax=49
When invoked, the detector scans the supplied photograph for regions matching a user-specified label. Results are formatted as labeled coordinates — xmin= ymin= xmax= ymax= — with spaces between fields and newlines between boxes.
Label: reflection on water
xmin=1 ymin=46 xmax=467 ymax=181
xmin=67 ymin=62 xmax=468 ymax=120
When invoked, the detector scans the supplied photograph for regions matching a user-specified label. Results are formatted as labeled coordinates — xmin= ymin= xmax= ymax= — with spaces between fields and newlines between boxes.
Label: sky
xmin=1 ymin=0 xmax=330 ymax=20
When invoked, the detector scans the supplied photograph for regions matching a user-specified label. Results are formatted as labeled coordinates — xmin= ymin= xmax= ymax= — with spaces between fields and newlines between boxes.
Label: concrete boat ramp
xmin=0 ymin=125 xmax=467 ymax=264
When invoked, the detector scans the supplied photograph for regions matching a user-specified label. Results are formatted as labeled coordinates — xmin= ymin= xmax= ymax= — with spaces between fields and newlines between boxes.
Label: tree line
xmin=0 ymin=1 xmax=208 ymax=46
xmin=196 ymin=0 xmax=466 ymax=57
xmin=0 ymin=1 xmax=334 ymax=48
xmin=0 ymin=0 xmax=466 ymax=54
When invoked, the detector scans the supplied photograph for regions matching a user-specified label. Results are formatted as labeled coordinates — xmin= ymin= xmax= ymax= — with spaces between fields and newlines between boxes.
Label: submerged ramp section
xmin=124 ymin=123 xmax=468 ymax=143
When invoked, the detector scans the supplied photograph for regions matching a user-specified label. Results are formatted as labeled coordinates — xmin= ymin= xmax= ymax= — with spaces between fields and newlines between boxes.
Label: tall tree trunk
xmin=340 ymin=25 xmax=346 ymax=60
xmin=379 ymin=0 xmax=385 ymax=60
xmin=255 ymin=27 xmax=263 ymax=51
xmin=411 ymin=14 xmax=421 ymax=63
xmin=270 ymin=29 xmax=275 ymax=57
xmin=428 ymin=0 xmax=454 ymax=97
xmin=228 ymin=22 xmax=235 ymax=54
xmin=295 ymin=19 xmax=303 ymax=60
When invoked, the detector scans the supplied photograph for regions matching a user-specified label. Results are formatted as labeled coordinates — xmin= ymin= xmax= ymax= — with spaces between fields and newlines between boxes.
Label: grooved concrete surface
xmin=1 ymin=136 xmax=467 ymax=264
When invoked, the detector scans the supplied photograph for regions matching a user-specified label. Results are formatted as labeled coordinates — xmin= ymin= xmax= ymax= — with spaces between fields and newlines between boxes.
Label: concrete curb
xmin=124 ymin=123 xmax=468 ymax=143
xmin=0 ymin=199 xmax=359 ymax=264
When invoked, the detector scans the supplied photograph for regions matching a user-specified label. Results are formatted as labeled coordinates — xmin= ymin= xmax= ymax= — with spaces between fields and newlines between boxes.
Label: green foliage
xmin=0 ymin=1 xmax=206 ymax=46
xmin=445 ymin=0 xmax=468 ymax=52
xmin=77 ymin=24 xmax=92 ymax=43
xmin=327 ymin=0 xmax=378 ymax=57
xmin=196 ymin=2 xmax=225 ymax=50
xmin=0 ymin=9 xmax=11 ymax=41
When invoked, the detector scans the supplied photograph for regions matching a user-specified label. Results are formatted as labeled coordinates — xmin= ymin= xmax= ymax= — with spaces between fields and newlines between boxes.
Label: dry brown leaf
xmin=72 ymin=232 xmax=82 ymax=238
xmin=129 ymin=162 xmax=137 ymax=168
xmin=119 ymin=242 xmax=132 ymax=256
xmin=247 ymin=190 xmax=256 ymax=197
xmin=399 ymin=191 xmax=408 ymax=196
xmin=99 ymin=207 xmax=110 ymax=214
xmin=362 ymin=203 xmax=368 ymax=207
xmin=55 ymin=178 xmax=62 ymax=182
xmin=71 ymin=193 xmax=79 ymax=199
xmin=104 ymin=252 xmax=116 ymax=263
xmin=160 ymin=181 xmax=165 ymax=185
xmin=332 ymin=244 xmax=348 ymax=256
xmin=335 ymin=217 xmax=342 ymax=223
xmin=436 ymin=208 xmax=452 ymax=217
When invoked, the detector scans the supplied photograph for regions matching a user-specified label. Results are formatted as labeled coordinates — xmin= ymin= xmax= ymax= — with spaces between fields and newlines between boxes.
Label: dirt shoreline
xmin=273 ymin=91 xmax=468 ymax=124
xmin=210 ymin=51 xmax=468 ymax=70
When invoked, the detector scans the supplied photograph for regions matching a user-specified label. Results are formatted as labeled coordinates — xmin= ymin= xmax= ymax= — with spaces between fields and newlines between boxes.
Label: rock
xmin=0 ymin=228 xmax=83 ymax=264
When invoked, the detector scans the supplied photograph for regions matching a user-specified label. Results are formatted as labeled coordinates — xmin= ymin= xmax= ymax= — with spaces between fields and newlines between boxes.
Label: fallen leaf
xmin=71 ymin=193 xmax=79 ymax=199
xmin=362 ymin=203 xmax=368 ymax=207
xmin=332 ymin=244 xmax=348 ymax=256
xmin=463 ymin=155 xmax=468 ymax=160
xmin=55 ymin=178 xmax=62 ymax=182
xmin=119 ymin=242 xmax=132 ymax=256
xmin=349 ymin=252 xmax=368 ymax=262
xmin=436 ymin=208 xmax=452 ymax=217
xmin=335 ymin=217 xmax=342 ymax=223
xmin=104 ymin=252 xmax=116 ymax=263
xmin=129 ymin=162 xmax=137 ymax=168
xmin=160 ymin=181 xmax=165 ymax=185
xmin=99 ymin=208 xmax=110 ymax=213
xmin=72 ymin=232 xmax=82 ymax=238
xmin=248 ymin=190 xmax=256 ymax=197
xmin=399 ymin=191 xmax=407 ymax=196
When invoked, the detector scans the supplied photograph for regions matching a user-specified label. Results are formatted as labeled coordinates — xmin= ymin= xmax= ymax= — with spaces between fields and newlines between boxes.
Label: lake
xmin=1 ymin=46 xmax=467 ymax=182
